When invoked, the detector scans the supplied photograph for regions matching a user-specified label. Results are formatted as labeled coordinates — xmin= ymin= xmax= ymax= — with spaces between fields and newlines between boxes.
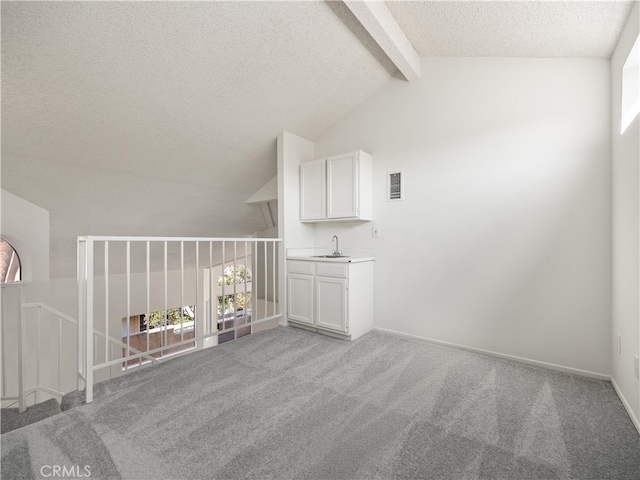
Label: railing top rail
xmin=78 ymin=236 xmax=282 ymax=243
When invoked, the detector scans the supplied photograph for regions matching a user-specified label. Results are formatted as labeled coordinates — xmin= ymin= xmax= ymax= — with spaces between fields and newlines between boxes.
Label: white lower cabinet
xmin=286 ymin=259 xmax=373 ymax=340
xmin=315 ymin=276 xmax=347 ymax=333
xmin=287 ymin=273 xmax=314 ymax=325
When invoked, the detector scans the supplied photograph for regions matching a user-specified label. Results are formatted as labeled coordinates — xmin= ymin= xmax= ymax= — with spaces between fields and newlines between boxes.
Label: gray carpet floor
xmin=2 ymin=326 xmax=639 ymax=479
xmin=1 ymin=399 xmax=63 ymax=435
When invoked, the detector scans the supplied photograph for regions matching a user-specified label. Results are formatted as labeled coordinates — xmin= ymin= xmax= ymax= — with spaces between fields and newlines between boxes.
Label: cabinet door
xmin=300 ymin=159 xmax=326 ymax=221
xmin=327 ymin=152 xmax=358 ymax=219
xmin=315 ymin=276 xmax=348 ymax=333
xmin=287 ymin=274 xmax=314 ymax=325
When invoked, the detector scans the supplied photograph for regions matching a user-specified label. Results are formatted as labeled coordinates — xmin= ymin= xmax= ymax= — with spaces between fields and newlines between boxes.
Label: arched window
xmin=0 ymin=238 xmax=22 ymax=283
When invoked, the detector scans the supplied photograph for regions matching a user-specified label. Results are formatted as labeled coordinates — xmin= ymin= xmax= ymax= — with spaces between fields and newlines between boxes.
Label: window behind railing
xmin=122 ymin=306 xmax=197 ymax=368
xmin=217 ymin=264 xmax=252 ymax=343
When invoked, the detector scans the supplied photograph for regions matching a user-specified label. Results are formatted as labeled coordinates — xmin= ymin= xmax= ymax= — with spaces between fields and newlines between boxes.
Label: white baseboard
xmin=611 ymin=377 xmax=640 ymax=435
xmin=372 ymin=327 xmax=610 ymax=381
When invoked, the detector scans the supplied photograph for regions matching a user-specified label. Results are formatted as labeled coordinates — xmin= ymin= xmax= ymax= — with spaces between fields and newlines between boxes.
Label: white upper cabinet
xmin=327 ymin=152 xmax=358 ymax=219
xmin=300 ymin=158 xmax=326 ymax=221
xmin=299 ymin=150 xmax=372 ymax=222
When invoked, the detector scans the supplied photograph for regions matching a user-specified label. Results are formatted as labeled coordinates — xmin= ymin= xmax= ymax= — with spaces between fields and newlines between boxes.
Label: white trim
xmin=373 ymin=326 xmax=610 ymax=381
xmin=611 ymin=377 xmax=640 ymax=435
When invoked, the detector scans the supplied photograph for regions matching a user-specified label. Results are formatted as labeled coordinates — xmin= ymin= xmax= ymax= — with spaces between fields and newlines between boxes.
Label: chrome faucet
xmin=332 ymin=235 xmax=342 ymax=256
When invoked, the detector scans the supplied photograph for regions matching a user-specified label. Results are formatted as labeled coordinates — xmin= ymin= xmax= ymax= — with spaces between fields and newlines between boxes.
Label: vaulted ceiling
xmin=1 ymin=1 xmax=635 ymax=279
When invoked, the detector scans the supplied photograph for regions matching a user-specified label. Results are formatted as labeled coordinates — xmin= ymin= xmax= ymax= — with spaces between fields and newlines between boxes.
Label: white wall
xmin=278 ymin=132 xmax=316 ymax=249
xmin=312 ymin=57 xmax=612 ymax=377
xmin=611 ymin=1 xmax=640 ymax=431
xmin=0 ymin=189 xmax=50 ymax=300
xmin=277 ymin=131 xmax=316 ymax=326
xmin=1 ymin=189 xmax=51 ymax=404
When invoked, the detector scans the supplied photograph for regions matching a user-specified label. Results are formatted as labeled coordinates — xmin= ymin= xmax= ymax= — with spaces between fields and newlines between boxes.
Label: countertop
xmin=286 ymin=248 xmax=375 ymax=263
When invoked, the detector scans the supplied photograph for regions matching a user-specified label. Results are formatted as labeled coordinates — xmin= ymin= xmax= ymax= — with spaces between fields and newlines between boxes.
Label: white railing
xmin=77 ymin=236 xmax=282 ymax=403
xmin=1 ymin=283 xmax=81 ymax=412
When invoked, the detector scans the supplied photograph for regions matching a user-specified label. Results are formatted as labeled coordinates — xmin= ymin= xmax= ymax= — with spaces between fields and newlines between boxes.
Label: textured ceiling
xmin=1 ymin=1 xmax=635 ymax=279
xmin=387 ymin=1 xmax=635 ymax=58
xmin=1 ymin=1 xmax=393 ymax=278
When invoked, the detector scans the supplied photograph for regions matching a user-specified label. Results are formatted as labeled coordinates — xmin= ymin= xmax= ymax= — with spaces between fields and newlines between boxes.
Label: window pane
xmin=621 ymin=34 xmax=640 ymax=134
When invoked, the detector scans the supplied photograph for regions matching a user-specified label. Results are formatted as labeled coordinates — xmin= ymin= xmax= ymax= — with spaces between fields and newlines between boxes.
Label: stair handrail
xmin=27 ymin=302 xmax=164 ymax=375
xmin=23 ymin=302 xmax=78 ymax=326
xmin=3 ymin=289 xmax=87 ymax=412
xmin=1 ymin=291 xmax=85 ymax=412
xmin=2 ymin=294 xmax=165 ymax=413
xmin=22 ymin=302 xmax=161 ymax=371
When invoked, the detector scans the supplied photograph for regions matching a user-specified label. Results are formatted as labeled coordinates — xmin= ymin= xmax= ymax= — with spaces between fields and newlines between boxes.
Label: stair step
xmin=1 ymin=398 xmax=62 ymax=434
xmin=60 ymin=389 xmax=85 ymax=411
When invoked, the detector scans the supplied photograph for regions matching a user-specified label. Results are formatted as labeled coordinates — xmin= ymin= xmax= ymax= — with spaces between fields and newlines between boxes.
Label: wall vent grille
xmin=387 ymin=171 xmax=403 ymax=201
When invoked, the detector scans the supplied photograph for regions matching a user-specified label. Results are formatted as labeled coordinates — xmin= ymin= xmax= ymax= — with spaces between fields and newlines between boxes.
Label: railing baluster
xmin=264 ymin=241 xmax=268 ymax=321
xmin=163 ymin=241 xmax=168 ymax=356
xmin=254 ymin=241 xmax=258 ymax=321
xmin=195 ymin=241 xmax=200 ymax=349
xmin=86 ymin=238 xmax=94 ymax=403
xmin=76 ymin=238 xmax=86 ymax=392
xmin=36 ymin=308 xmax=41 ymax=404
xmin=233 ymin=241 xmax=238 ymax=340
xmin=126 ymin=241 xmax=131 ymax=366
xmin=272 ymin=240 xmax=276 ymax=317
xmin=58 ymin=317 xmax=62 ymax=395
xmin=208 ymin=241 xmax=213 ymax=337
xmin=146 ymin=241 xmax=151 ymax=357
xmin=221 ymin=242 xmax=226 ymax=339
xmin=105 ymin=241 xmax=109 ymax=365
xmin=245 ymin=241 xmax=249 ymax=333
xmin=181 ymin=241 xmax=185 ymax=343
